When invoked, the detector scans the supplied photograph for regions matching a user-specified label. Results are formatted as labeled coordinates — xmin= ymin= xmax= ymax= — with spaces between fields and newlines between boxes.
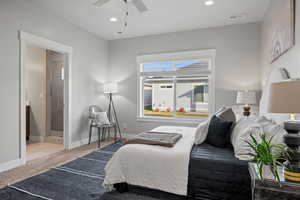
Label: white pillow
xmin=255 ymin=116 xmax=287 ymax=145
xmin=231 ymin=118 xmax=263 ymax=160
xmin=194 ymin=120 xmax=209 ymax=145
xmin=93 ymin=111 xmax=110 ymax=125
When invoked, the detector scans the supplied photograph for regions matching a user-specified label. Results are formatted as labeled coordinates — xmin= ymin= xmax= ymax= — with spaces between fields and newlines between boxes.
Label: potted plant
xmin=246 ymin=134 xmax=292 ymax=183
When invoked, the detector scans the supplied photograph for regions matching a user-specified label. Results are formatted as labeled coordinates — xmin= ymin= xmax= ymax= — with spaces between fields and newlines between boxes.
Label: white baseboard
xmin=70 ymin=133 xmax=129 ymax=149
xmin=29 ymin=136 xmax=45 ymax=143
xmin=69 ymin=136 xmax=98 ymax=149
xmin=69 ymin=132 xmax=130 ymax=149
xmin=0 ymin=158 xmax=23 ymax=173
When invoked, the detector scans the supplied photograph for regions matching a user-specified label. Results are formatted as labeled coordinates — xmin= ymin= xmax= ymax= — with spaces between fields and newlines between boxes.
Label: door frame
xmin=19 ymin=31 xmax=73 ymax=164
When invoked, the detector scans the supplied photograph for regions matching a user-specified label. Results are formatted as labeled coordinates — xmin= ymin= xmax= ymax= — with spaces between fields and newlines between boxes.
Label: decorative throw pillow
xmin=194 ymin=120 xmax=209 ymax=145
xmin=255 ymin=116 xmax=287 ymax=145
xmin=206 ymin=116 xmax=233 ymax=148
xmin=194 ymin=107 xmax=237 ymax=145
xmin=231 ymin=118 xmax=263 ymax=160
xmin=194 ymin=107 xmax=227 ymax=145
xmin=216 ymin=107 xmax=236 ymax=123
xmin=93 ymin=111 xmax=110 ymax=125
xmin=216 ymin=107 xmax=236 ymax=136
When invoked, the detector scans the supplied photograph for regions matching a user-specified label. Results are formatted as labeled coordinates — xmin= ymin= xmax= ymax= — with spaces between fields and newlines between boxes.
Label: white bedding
xmin=103 ymin=126 xmax=196 ymax=196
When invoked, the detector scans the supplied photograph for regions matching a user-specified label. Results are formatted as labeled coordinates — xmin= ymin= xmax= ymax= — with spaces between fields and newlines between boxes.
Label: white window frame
xmin=136 ymin=49 xmax=216 ymax=123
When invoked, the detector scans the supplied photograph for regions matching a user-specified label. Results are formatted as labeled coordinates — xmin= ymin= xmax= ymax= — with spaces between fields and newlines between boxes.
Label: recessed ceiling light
xmin=109 ymin=17 xmax=118 ymax=22
xmin=204 ymin=0 xmax=214 ymax=6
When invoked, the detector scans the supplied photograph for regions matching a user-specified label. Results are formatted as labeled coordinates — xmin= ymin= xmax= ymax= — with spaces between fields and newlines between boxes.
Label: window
xmin=137 ymin=50 xmax=215 ymax=122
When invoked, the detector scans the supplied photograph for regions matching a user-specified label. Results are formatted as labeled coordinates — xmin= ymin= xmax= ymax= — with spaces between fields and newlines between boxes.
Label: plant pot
xmin=257 ymin=164 xmax=276 ymax=180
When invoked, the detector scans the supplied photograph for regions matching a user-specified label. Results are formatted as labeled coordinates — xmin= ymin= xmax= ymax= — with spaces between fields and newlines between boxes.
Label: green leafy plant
xmin=246 ymin=134 xmax=292 ymax=183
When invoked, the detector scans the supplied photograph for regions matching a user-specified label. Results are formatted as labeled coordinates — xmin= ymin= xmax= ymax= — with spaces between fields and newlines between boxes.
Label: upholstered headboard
xmin=260 ymin=67 xmax=290 ymax=124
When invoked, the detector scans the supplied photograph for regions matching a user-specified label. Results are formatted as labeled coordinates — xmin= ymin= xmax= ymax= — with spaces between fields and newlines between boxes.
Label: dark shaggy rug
xmin=0 ymin=141 xmax=185 ymax=200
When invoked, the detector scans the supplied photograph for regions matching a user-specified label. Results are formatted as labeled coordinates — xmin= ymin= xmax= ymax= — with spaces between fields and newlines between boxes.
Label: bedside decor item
xmin=236 ymin=91 xmax=257 ymax=117
xmin=103 ymin=82 xmax=122 ymax=140
xmin=268 ymin=80 xmax=300 ymax=182
xmin=249 ymin=162 xmax=300 ymax=200
xmin=246 ymin=134 xmax=291 ymax=183
xmin=269 ymin=0 xmax=295 ymax=63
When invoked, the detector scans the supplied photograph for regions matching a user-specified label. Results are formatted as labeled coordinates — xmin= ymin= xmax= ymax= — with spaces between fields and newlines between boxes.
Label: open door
xmin=46 ymin=50 xmax=65 ymax=138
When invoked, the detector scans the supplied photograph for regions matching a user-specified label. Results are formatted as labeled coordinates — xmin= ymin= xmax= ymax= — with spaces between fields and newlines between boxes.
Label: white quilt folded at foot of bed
xmin=103 ymin=126 xmax=196 ymax=196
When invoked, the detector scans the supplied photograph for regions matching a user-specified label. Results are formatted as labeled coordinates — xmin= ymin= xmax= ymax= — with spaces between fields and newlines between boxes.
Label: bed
xmin=103 ymin=126 xmax=196 ymax=196
xmin=103 ymin=125 xmax=252 ymax=199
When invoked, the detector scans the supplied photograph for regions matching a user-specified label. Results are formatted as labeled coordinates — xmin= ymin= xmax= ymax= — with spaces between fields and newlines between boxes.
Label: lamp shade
xmin=236 ymin=91 xmax=257 ymax=105
xmin=103 ymin=82 xmax=118 ymax=94
xmin=268 ymin=80 xmax=300 ymax=113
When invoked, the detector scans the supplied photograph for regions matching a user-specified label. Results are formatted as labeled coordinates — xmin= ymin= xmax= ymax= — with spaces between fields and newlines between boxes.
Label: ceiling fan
xmin=93 ymin=0 xmax=148 ymax=13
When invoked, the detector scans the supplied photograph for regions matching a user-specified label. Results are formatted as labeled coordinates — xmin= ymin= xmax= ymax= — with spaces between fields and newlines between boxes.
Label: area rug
xmin=0 ymin=141 xmax=185 ymax=200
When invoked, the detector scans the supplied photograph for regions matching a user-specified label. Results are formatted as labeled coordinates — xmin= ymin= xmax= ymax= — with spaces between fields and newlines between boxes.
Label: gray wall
xmin=108 ymin=22 xmax=262 ymax=135
xmin=0 ymin=0 xmax=108 ymax=164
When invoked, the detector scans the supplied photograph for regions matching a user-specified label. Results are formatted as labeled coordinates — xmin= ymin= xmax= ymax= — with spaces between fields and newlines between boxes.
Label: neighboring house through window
xmin=137 ymin=50 xmax=215 ymax=122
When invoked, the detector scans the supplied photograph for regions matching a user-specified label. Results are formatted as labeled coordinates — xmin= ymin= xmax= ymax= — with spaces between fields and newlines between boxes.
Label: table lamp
xmin=103 ymin=82 xmax=121 ymax=139
xmin=268 ymin=80 xmax=300 ymax=182
xmin=236 ymin=91 xmax=257 ymax=117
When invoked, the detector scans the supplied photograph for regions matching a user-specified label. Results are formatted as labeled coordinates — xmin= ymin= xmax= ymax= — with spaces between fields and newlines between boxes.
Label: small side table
xmin=248 ymin=162 xmax=300 ymax=200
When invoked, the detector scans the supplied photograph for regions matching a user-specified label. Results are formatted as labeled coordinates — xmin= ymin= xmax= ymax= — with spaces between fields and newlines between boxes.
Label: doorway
xmin=25 ymin=46 xmax=65 ymax=161
xmin=20 ymin=31 xmax=72 ymax=164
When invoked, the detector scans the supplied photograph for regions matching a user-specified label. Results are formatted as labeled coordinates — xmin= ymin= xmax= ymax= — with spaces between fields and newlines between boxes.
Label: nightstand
xmin=248 ymin=162 xmax=300 ymax=200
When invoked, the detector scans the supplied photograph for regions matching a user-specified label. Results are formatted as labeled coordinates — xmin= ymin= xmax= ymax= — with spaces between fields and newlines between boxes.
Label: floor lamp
xmin=104 ymin=82 xmax=122 ymax=140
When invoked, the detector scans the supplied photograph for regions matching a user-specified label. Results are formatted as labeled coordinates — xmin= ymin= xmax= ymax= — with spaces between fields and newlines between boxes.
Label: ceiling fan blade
xmin=131 ymin=0 xmax=148 ymax=12
xmin=93 ymin=0 xmax=111 ymax=7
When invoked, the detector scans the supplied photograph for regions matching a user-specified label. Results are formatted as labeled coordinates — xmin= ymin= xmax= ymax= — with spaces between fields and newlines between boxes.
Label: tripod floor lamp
xmin=104 ymin=82 xmax=122 ymax=140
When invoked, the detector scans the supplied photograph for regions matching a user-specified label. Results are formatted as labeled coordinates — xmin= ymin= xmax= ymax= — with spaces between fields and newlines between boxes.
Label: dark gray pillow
xmin=207 ymin=115 xmax=233 ymax=148
xmin=216 ymin=107 xmax=236 ymax=123
xmin=216 ymin=107 xmax=236 ymax=134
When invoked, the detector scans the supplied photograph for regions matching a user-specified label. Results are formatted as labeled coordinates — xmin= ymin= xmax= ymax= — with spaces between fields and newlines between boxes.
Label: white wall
xmin=0 ymin=0 xmax=108 ymax=166
xmin=108 ymin=22 xmax=262 ymax=135
xmin=25 ymin=45 xmax=46 ymax=141
xmin=261 ymin=0 xmax=300 ymax=121
xmin=261 ymin=0 xmax=300 ymax=83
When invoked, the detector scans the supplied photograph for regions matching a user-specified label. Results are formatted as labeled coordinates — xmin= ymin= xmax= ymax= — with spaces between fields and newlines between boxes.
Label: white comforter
xmin=103 ymin=126 xmax=196 ymax=196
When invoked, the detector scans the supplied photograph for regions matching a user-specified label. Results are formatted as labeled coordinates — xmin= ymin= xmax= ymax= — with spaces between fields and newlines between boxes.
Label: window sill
xmin=136 ymin=116 xmax=207 ymax=124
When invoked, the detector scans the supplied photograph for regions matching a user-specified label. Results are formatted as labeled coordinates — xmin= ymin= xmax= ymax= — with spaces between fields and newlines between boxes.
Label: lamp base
xmin=284 ymin=121 xmax=300 ymax=182
xmin=243 ymin=105 xmax=251 ymax=117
